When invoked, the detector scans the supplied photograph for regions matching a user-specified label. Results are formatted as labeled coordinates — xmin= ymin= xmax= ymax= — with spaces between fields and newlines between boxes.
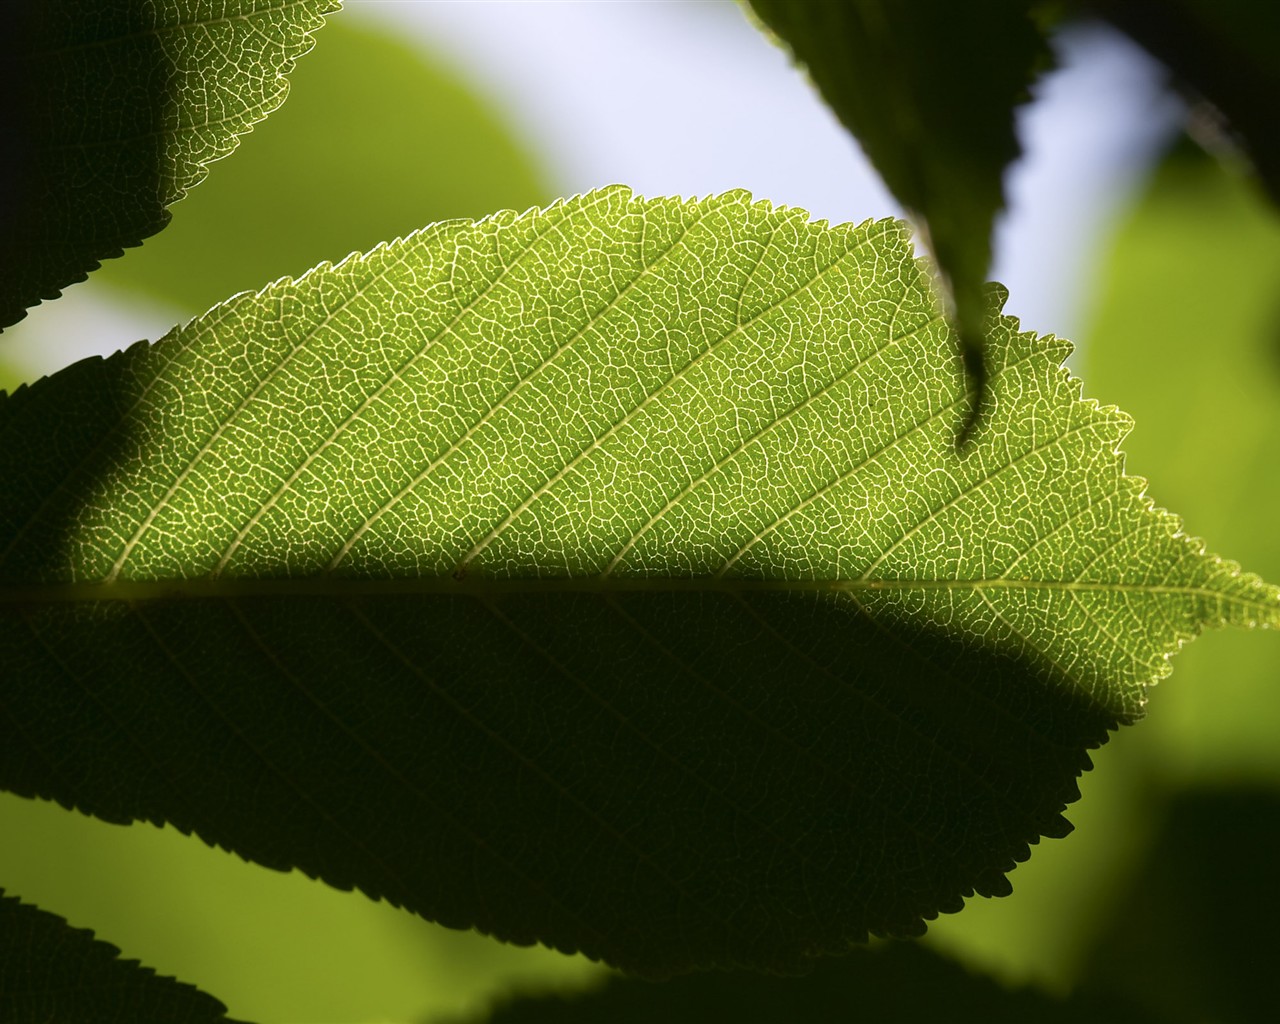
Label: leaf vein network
xmin=457 ymin=214 xmax=895 ymax=573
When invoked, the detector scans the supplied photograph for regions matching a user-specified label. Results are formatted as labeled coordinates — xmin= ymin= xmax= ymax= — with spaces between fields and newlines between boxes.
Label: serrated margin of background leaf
xmin=2 ymin=0 xmax=343 ymax=329
xmin=0 ymin=888 xmax=241 ymax=1023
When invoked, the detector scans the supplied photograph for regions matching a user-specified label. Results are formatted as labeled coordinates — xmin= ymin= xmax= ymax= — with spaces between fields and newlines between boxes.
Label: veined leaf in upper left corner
xmin=0 ymin=0 xmax=340 ymax=331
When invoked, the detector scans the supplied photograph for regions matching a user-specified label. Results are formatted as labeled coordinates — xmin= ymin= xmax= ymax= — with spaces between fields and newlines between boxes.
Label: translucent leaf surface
xmin=744 ymin=0 xmax=1052 ymax=418
xmin=0 ymin=889 xmax=238 ymax=1023
xmin=0 ymin=0 xmax=339 ymax=330
xmin=1 ymin=189 xmax=1275 ymax=976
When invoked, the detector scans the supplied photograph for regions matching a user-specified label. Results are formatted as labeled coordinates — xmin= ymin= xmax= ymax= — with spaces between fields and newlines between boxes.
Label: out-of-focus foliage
xmin=87 ymin=17 xmax=550 ymax=320
xmin=461 ymin=941 xmax=1160 ymax=1024
xmin=1080 ymin=0 xmax=1280 ymax=205
xmin=0 ymin=0 xmax=338 ymax=330
xmin=1081 ymin=787 xmax=1280 ymax=1024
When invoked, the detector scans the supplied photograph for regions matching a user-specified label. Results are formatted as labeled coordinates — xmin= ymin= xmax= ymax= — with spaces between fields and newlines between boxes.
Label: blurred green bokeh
xmin=88 ymin=16 xmax=551 ymax=322
xmin=1079 ymin=143 xmax=1280 ymax=785
xmin=925 ymin=142 xmax=1280 ymax=1012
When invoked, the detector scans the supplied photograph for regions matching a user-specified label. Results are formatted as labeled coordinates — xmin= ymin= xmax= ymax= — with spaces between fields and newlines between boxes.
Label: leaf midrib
xmin=4 ymin=575 xmax=1276 ymax=615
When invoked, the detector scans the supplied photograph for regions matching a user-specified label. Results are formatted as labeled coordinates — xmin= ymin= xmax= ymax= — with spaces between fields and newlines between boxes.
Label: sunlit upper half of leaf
xmin=0 ymin=0 xmax=340 ymax=330
xmin=1 ymin=189 xmax=1276 ymax=975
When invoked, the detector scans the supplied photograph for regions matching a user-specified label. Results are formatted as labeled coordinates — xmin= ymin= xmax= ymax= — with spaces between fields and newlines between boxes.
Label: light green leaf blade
xmin=744 ymin=0 xmax=1053 ymax=422
xmin=0 ymin=889 xmax=241 ymax=1023
xmin=1 ymin=189 xmax=1275 ymax=976
xmin=0 ymin=0 xmax=339 ymax=330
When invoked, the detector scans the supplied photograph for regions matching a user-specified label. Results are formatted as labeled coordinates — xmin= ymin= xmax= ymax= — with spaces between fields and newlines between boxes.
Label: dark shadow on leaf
xmin=1 ymin=580 xmax=1119 ymax=975
xmin=0 ymin=2 xmax=171 ymax=329
xmin=0 ymin=223 xmax=1128 ymax=978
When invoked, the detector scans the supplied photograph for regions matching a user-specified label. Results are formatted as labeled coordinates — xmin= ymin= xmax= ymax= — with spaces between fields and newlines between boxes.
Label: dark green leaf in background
xmin=0 ymin=0 xmax=339 ymax=331
xmin=0 ymin=888 xmax=241 ymax=1023
xmin=1079 ymin=788 xmax=1280 ymax=1024
xmin=745 ymin=0 xmax=1054 ymax=430
xmin=1 ymin=190 xmax=1275 ymax=976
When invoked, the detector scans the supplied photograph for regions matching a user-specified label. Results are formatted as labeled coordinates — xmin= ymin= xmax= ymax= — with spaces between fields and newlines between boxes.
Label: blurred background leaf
xmin=1082 ymin=0 xmax=1280 ymax=206
xmin=458 ymin=941 xmax=1163 ymax=1024
xmin=1078 ymin=787 xmax=1280 ymax=1024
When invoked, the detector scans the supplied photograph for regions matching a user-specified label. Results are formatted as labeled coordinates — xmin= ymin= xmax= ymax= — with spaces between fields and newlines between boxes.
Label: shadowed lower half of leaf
xmin=0 ymin=0 xmax=339 ymax=331
xmin=0 ymin=889 xmax=239 ymax=1023
xmin=0 ymin=189 xmax=1275 ymax=975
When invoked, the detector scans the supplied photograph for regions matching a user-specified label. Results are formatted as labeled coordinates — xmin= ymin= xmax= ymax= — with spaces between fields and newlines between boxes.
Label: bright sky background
xmin=6 ymin=0 xmax=1183 ymax=378
xmin=353 ymin=0 xmax=1184 ymax=340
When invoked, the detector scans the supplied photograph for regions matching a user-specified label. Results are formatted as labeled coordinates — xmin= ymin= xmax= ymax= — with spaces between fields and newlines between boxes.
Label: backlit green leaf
xmin=1 ymin=189 xmax=1275 ymax=976
xmin=0 ymin=0 xmax=339 ymax=330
